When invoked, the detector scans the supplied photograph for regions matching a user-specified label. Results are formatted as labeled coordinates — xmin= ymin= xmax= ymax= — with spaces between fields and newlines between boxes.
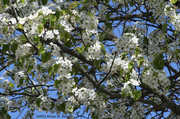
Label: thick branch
xmin=53 ymin=40 xmax=93 ymax=65
xmin=0 ymin=92 xmax=39 ymax=97
xmin=72 ymin=63 xmax=122 ymax=99
xmin=99 ymin=12 xmax=153 ymax=22
xmin=164 ymin=62 xmax=178 ymax=74
xmin=169 ymin=71 xmax=180 ymax=80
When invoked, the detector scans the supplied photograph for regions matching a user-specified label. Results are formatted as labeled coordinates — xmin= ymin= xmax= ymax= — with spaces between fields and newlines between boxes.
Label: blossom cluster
xmin=71 ymin=87 xmax=96 ymax=103
xmin=115 ymin=33 xmax=139 ymax=52
xmin=86 ymin=41 xmax=103 ymax=60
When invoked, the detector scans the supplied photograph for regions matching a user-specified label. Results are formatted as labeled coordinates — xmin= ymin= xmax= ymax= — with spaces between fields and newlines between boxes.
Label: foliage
xmin=0 ymin=0 xmax=180 ymax=118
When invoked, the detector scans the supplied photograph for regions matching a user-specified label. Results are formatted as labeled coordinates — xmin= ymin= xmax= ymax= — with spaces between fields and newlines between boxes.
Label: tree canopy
xmin=0 ymin=0 xmax=180 ymax=118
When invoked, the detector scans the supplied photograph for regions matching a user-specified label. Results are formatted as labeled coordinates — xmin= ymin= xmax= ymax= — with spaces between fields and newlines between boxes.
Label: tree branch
xmin=72 ymin=63 xmax=122 ymax=99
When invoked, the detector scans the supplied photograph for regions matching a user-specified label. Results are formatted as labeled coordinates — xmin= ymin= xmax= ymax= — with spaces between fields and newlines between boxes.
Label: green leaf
xmin=69 ymin=1 xmax=80 ymax=9
xmin=137 ymin=58 xmax=144 ymax=67
xmin=91 ymin=2 xmax=97 ymax=5
xmin=64 ymin=32 xmax=70 ymax=43
xmin=27 ymin=96 xmax=33 ymax=102
xmin=121 ymin=90 xmax=130 ymax=97
xmin=105 ymin=23 xmax=112 ymax=29
xmin=171 ymin=0 xmax=178 ymax=4
xmin=50 ymin=102 xmax=55 ymax=110
xmin=32 ymin=72 xmax=35 ymax=78
xmin=50 ymin=15 xmax=56 ymax=27
xmin=82 ymin=0 xmax=88 ymax=3
xmin=27 ymin=65 xmax=33 ymax=72
xmin=99 ymin=34 xmax=104 ymax=42
xmin=38 ymin=11 xmax=43 ymax=16
xmin=106 ymin=13 xmax=111 ymax=20
xmin=57 ymin=103 xmax=66 ymax=112
xmin=75 ymin=47 xmax=83 ymax=53
xmin=162 ymin=23 xmax=168 ymax=33
xmin=3 ymin=27 xmax=8 ymax=33
xmin=53 ymin=64 xmax=60 ymax=73
xmin=125 ymin=72 xmax=130 ymax=81
xmin=74 ymin=77 xmax=79 ymax=85
xmin=41 ymin=52 xmax=51 ymax=63
xmin=121 ymin=90 xmax=126 ymax=97
xmin=104 ymin=0 xmax=109 ymax=3
xmin=73 ymin=106 xmax=79 ymax=112
xmin=153 ymin=54 xmax=164 ymax=70
xmin=135 ymin=47 xmax=140 ymax=57
xmin=129 ymin=1 xmax=135 ymax=6
xmin=121 ymin=52 xmax=127 ymax=60
xmin=55 ymin=11 xmax=61 ymax=20
xmin=2 ymin=0 xmax=9 ymax=5
xmin=54 ymin=80 xmax=58 ymax=88
xmin=17 ymin=58 xmax=23 ymax=67
xmin=94 ymin=60 xmax=101 ymax=71
xmin=9 ymin=82 xmax=14 ymax=90
xmin=33 ymin=35 xmax=40 ymax=44
xmin=61 ymin=10 xmax=66 ymax=15
xmin=0 ymin=3 xmax=1 ymax=11
xmin=6 ymin=114 xmax=11 ymax=119
xmin=2 ymin=107 xmax=7 ymax=114
xmin=158 ymin=60 xmax=164 ymax=70
xmin=48 ymin=66 xmax=53 ymax=76
xmin=133 ymin=90 xmax=142 ymax=101
xmin=54 ymin=79 xmax=61 ymax=88
xmin=2 ymin=44 xmax=9 ymax=52
xmin=100 ymin=43 xmax=105 ymax=51
xmin=128 ymin=62 xmax=134 ymax=72
xmin=42 ymin=0 xmax=48 ymax=5
xmin=11 ymin=43 xmax=18 ymax=54
xmin=153 ymin=59 xmax=159 ymax=69
xmin=43 ymin=88 xmax=47 ymax=95
xmin=38 ymin=45 xmax=45 ymax=56
xmin=19 ymin=35 xmax=26 ymax=43
xmin=143 ymin=37 xmax=148 ymax=45
xmin=0 ymin=58 xmax=4 ymax=63
xmin=16 ymin=23 xmax=24 ymax=29
xmin=84 ymin=44 xmax=91 ymax=51
xmin=68 ymin=106 xmax=74 ymax=113
xmin=91 ymin=113 xmax=98 ymax=119
xmin=119 ymin=69 xmax=123 ymax=77
xmin=150 ymin=16 xmax=155 ymax=23
xmin=38 ymin=23 xmax=44 ymax=34
xmin=19 ymin=78 xmax=24 ymax=86
xmin=36 ymin=98 xmax=42 ymax=107
xmin=166 ymin=7 xmax=171 ymax=11
xmin=87 ymin=12 xmax=93 ymax=18
xmin=50 ymin=15 xmax=57 ymax=22
xmin=20 ymin=0 xmax=25 ymax=3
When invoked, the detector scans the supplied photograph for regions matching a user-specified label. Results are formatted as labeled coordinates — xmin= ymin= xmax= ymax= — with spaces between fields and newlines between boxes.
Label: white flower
xmin=40 ymin=6 xmax=55 ymax=16
xmin=123 ymin=81 xmax=131 ymax=90
xmin=44 ymin=30 xmax=54 ymax=40
xmin=1 ymin=97 xmax=9 ymax=102
xmin=9 ymin=18 xmax=17 ymax=24
xmin=130 ymin=79 xmax=140 ymax=86
xmin=56 ymin=0 xmax=63 ymax=3
xmin=28 ymin=14 xmax=36 ymax=20
xmin=15 ymin=43 xmax=32 ymax=59
xmin=115 ymin=33 xmax=139 ymax=52
xmin=87 ymin=41 xmax=103 ymax=60
xmin=53 ymin=29 xmax=59 ymax=35
xmin=18 ymin=17 xmax=27 ymax=24
xmin=71 ymin=87 xmax=96 ymax=102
